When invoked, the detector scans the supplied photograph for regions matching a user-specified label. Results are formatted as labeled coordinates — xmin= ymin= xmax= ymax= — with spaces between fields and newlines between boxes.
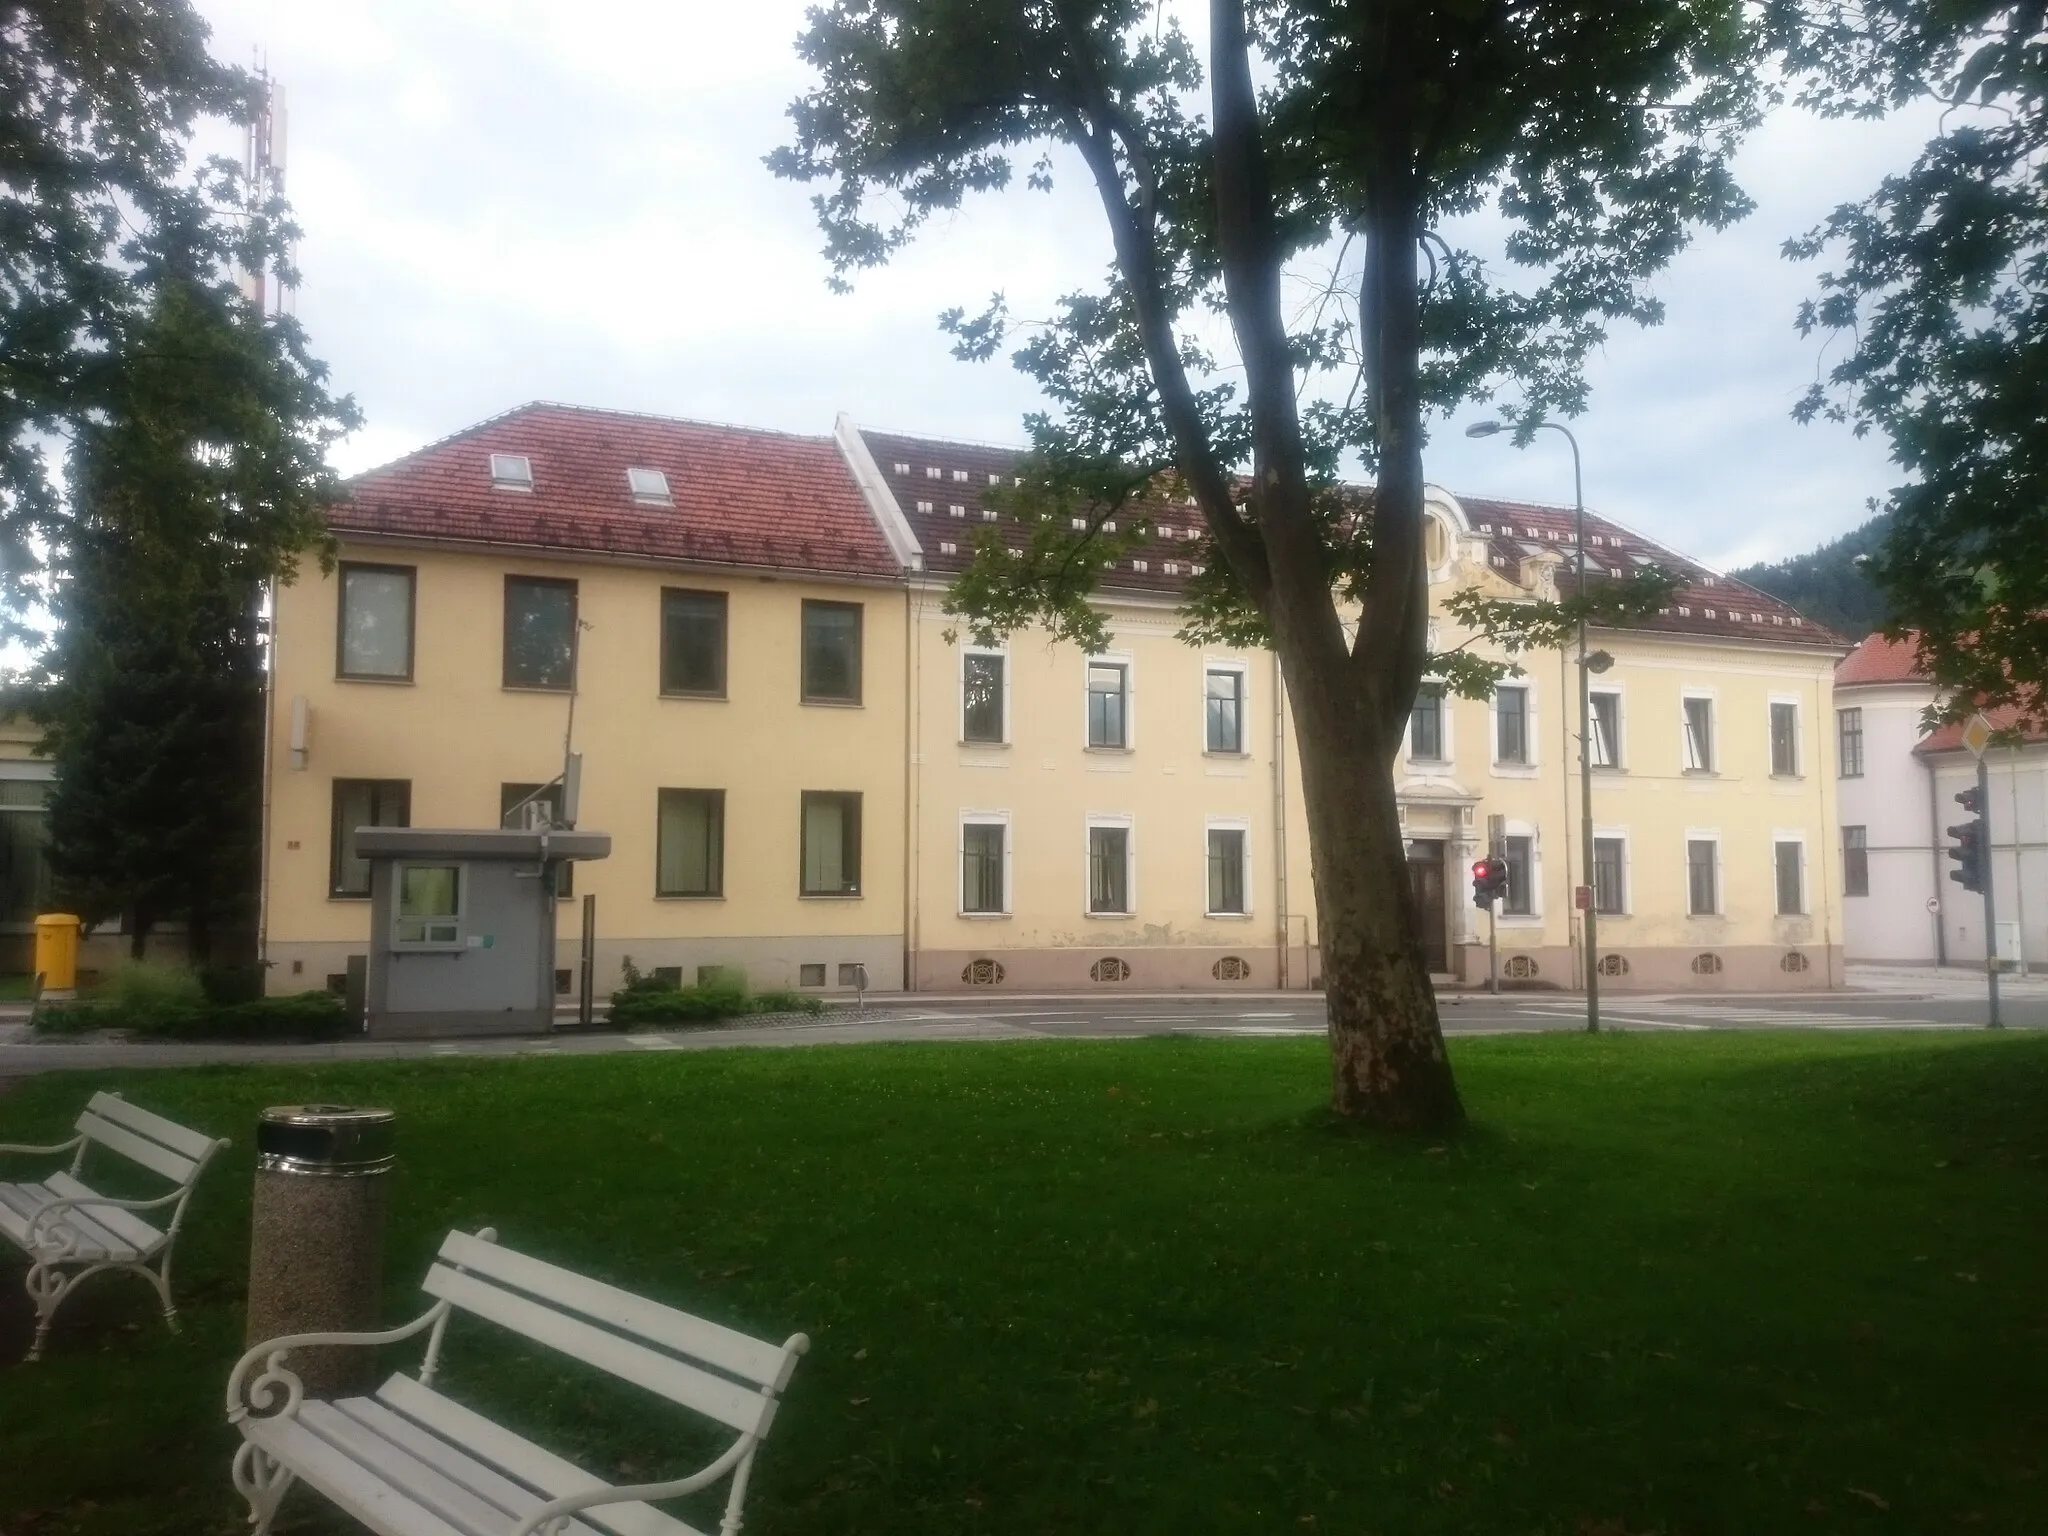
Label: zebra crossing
xmin=1512 ymin=1000 xmax=1968 ymax=1031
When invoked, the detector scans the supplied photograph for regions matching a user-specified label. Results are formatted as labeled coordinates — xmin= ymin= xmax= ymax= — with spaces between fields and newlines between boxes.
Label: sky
xmin=192 ymin=0 xmax=1940 ymax=572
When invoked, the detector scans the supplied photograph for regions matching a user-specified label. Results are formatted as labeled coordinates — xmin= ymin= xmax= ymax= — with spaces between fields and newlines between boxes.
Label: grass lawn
xmin=0 ymin=1032 xmax=2043 ymax=1535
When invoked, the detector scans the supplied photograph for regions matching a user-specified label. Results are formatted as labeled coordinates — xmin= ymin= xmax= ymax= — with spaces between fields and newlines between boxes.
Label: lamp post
xmin=1465 ymin=418 xmax=1601 ymax=1033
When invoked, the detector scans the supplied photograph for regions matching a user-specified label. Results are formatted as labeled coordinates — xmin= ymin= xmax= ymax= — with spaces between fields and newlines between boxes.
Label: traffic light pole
xmin=1489 ymin=905 xmax=1499 ymax=996
xmin=1979 ymin=755 xmax=2003 ymax=1029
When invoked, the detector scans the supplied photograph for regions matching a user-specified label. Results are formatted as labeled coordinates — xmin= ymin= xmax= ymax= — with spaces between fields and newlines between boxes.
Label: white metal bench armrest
xmin=506 ymin=1436 xmax=757 ymax=1536
xmin=227 ymin=1302 xmax=453 ymax=1424
xmin=0 ymin=1135 xmax=84 ymax=1159
xmin=26 ymin=1185 xmax=186 ymax=1246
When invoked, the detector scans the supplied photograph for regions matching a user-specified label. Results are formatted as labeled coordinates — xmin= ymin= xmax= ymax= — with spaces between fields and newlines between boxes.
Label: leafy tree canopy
xmin=1780 ymin=2 xmax=2048 ymax=718
xmin=0 ymin=0 xmax=334 ymax=637
xmin=776 ymin=0 xmax=1767 ymax=1129
xmin=776 ymin=0 xmax=1745 ymax=703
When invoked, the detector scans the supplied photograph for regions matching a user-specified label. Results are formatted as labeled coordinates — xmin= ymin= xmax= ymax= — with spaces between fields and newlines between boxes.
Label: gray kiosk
xmin=353 ymin=827 xmax=610 ymax=1038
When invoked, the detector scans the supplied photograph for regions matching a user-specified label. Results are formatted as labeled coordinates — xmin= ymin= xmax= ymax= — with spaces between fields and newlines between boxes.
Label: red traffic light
xmin=1956 ymin=786 xmax=1985 ymax=815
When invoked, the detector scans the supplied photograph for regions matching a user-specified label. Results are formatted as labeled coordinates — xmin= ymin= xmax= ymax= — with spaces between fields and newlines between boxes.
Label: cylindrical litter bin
xmin=245 ymin=1105 xmax=395 ymax=1397
xmin=33 ymin=913 xmax=80 ymax=1000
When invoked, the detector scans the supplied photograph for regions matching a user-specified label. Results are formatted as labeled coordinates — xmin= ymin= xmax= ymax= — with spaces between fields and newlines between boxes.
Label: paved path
xmin=0 ymin=970 xmax=2035 ymax=1080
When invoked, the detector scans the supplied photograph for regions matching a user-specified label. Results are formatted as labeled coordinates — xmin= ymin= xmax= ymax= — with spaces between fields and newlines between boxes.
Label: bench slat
xmin=377 ymin=1374 xmax=704 ymax=1536
xmin=438 ymin=1231 xmax=792 ymax=1390
xmin=0 ymin=1184 xmax=38 ymax=1247
xmin=242 ymin=1415 xmax=473 ymax=1536
xmin=0 ymin=1181 xmax=134 ymax=1261
xmin=83 ymin=1092 xmax=219 ymax=1162
xmin=421 ymin=1267 xmax=774 ymax=1439
xmin=334 ymin=1398 xmax=606 ymax=1536
xmin=302 ymin=1401 xmax=520 ymax=1536
xmin=74 ymin=1112 xmax=196 ymax=1186
xmin=43 ymin=1173 xmax=165 ymax=1254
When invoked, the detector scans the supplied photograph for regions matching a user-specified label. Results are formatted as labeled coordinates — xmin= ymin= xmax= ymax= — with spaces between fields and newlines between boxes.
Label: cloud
xmin=197 ymin=0 xmax=1939 ymax=569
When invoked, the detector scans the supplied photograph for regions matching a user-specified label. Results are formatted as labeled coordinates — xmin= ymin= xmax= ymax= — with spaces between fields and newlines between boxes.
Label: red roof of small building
xmin=1916 ymin=703 xmax=2048 ymax=753
xmin=860 ymin=428 xmax=1842 ymax=647
xmin=337 ymin=403 xmax=901 ymax=580
xmin=1834 ymin=631 xmax=1928 ymax=687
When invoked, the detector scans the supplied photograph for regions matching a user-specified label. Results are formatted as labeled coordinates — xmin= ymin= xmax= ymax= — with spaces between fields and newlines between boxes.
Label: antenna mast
xmin=241 ymin=58 xmax=293 ymax=317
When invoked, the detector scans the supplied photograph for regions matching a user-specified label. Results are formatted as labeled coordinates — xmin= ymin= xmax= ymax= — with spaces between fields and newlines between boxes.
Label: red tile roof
xmin=1834 ymin=631 xmax=1928 ymax=687
xmin=337 ymin=403 xmax=901 ymax=580
xmin=1917 ymin=702 xmax=2046 ymax=753
xmin=860 ymin=428 xmax=1843 ymax=647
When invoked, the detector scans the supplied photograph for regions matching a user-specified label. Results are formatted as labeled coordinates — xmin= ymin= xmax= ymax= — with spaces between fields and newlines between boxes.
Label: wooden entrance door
xmin=1406 ymin=839 xmax=1449 ymax=974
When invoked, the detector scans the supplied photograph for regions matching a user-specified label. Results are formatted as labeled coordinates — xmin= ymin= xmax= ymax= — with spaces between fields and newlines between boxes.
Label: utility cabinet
xmin=353 ymin=827 xmax=610 ymax=1038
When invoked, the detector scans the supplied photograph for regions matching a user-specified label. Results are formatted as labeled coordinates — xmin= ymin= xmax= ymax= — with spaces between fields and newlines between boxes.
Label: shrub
xmin=608 ymin=983 xmax=750 ymax=1027
xmin=151 ymin=991 xmax=350 ymax=1041
xmin=750 ymin=989 xmax=827 ymax=1016
xmin=605 ymin=981 xmax=828 ymax=1028
xmin=98 ymin=962 xmax=206 ymax=1015
xmin=37 ymin=986 xmax=348 ymax=1041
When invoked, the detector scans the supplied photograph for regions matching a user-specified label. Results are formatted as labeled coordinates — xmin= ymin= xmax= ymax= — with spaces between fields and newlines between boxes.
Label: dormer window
xmin=926 ymin=466 xmax=943 ymax=479
xmin=893 ymin=462 xmax=911 ymax=475
xmin=952 ymin=469 xmax=969 ymax=482
xmin=490 ymin=453 xmax=533 ymax=491
xmin=626 ymin=467 xmax=672 ymax=505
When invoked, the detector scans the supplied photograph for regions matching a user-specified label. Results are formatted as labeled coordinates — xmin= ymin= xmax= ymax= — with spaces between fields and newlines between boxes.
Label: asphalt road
xmin=0 ymin=974 xmax=2035 ymax=1080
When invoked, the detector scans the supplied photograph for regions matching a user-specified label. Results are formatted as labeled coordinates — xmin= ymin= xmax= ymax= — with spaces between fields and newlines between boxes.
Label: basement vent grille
xmin=1212 ymin=955 xmax=1250 ymax=981
xmin=1691 ymin=952 xmax=1724 ymax=975
xmin=962 ymin=957 xmax=1005 ymax=986
xmin=1503 ymin=954 xmax=1539 ymax=980
xmin=1090 ymin=957 xmax=1131 ymax=983
xmin=1781 ymin=950 xmax=1811 ymax=973
xmin=1598 ymin=953 xmax=1630 ymax=977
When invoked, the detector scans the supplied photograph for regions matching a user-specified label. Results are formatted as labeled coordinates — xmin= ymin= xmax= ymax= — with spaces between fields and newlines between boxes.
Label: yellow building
xmin=851 ymin=429 xmax=1847 ymax=993
xmin=262 ymin=405 xmax=913 ymax=999
xmin=260 ymin=403 xmax=1845 ymax=998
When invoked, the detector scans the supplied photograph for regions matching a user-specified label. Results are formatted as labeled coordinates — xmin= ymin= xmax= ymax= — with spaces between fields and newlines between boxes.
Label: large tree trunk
xmin=1282 ymin=631 xmax=1465 ymax=1129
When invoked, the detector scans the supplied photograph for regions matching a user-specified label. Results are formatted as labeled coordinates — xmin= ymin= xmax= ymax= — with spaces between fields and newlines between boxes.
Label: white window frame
xmin=959 ymin=643 xmax=1011 ymax=746
xmin=1772 ymin=829 xmax=1808 ymax=916
xmin=488 ymin=453 xmax=533 ymax=491
xmin=1768 ymin=694 xmax=1804 ymax=778
xmin=392 ymin=861 xmax=466 ymax=950
xmin=1202 ymin=659 xmax=1250 ymax=756
xmin=1203 ymin=816 xmax=1253 ymax=919
xmin=1084 ymin=813 xmax=1136 ymax=917
xmin=1591 ymin=825 xmax=1632 ymax=917
xmin=1684 ymin=829 xmax=1723 ymax=917
xmin=1489 ymin=679 xmax=1539 ymax=776
xmin=1588 ymin=684 xmax=1625 ymax=770
xmin=1083 ymin=651 xmax=1136 ymax=752
xmin=958 ymin=810 xmax=1012 ymax=918
xmin=1407 ymin=677 xmax=1454 ymax=764
xmin=1497 ymin=819 xmax=1544 ymax=926
xmin=1681 ymin=689 xmax=1718 ymax=774
xmin=626 ymin=466 xmax=672 ymax=504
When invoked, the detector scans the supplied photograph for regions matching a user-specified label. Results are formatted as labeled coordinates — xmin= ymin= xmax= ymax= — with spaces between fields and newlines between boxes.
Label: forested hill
xmin=1727 ymin=512 xmax=1892 ymax=642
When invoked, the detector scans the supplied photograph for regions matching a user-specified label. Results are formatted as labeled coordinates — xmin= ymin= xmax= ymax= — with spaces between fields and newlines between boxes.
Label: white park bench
xmin=226 ymin=1227 xmax=810 ymax=1536
xmin=0 ymin=1089 xmax=229 ymax=1361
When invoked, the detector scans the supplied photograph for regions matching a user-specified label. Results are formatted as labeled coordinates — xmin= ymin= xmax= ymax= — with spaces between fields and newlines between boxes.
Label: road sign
xmin=1962 ymin=712 xmax=1994 ymax=759
xmin=1574 ymin=884 xmax=1591 ymax=910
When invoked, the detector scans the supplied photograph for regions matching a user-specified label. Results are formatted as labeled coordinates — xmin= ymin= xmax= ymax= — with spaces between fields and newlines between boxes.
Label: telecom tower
xmin=241 ymin=62 xmax=292 ymax=317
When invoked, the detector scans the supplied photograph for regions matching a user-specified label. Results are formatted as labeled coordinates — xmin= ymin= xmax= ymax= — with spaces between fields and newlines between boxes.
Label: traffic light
xmin=1947 ymin=787 xmax=1987 ymax=894
xmin=1472 ymin=856 xmax=1510 ymax=909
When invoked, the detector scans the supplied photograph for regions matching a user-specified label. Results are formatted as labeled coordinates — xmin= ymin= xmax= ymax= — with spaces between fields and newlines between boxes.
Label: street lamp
xmin=1464 ymin=417 xmax=1601 ymax=1033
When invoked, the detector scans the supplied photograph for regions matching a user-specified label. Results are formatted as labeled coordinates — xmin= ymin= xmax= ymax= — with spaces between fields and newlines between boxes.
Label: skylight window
xmin=490 ymin=453 xmax=533 ymax=491
xmin=626 ymin=467 xmax=671 ymax=504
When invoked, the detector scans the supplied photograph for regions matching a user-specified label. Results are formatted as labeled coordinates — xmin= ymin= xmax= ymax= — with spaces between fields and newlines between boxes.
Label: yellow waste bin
xmin=34 ymin=913 xmax=80 ymax=999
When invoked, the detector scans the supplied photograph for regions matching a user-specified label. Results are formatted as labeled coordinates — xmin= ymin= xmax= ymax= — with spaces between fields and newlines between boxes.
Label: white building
xmin=1835 ymin=633 xmax=2048 ymax=969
